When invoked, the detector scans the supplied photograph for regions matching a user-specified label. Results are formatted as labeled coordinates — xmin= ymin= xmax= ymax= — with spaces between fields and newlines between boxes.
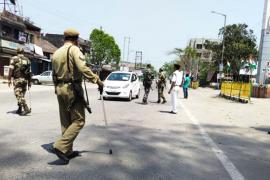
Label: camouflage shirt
xmin=157 ymin=72 xmax=166 ymax=88
xmin=9 ymin=54 xmax=31 ymax=80
xmin=143 ymin=68 xmax=153 ymax=87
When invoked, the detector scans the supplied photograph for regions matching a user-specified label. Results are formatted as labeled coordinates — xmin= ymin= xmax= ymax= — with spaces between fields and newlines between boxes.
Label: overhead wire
xmin=22 ymin=0 xmax=98 ymax=30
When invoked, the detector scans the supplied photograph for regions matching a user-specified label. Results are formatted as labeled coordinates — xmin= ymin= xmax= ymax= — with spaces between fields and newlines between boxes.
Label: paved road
xmin=0 ymin=83 xmax=269 ymax=180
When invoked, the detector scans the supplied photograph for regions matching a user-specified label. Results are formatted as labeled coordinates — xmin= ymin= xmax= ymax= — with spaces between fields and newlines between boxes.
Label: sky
xmin=11 ymin=0 xmax=265 ymax=68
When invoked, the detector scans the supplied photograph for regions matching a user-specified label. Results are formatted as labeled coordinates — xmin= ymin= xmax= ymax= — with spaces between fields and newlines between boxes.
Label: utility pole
xmin=126 ymin=37 xmax=130 ymax=62
xmin=122 ymin=37 xmax=126 ymax=62
xmin=211 ymin=10 xmax=227 ymax=88
xmin=122 ymin=37 xmax=131 ymax=62
xmin=135 ymin=51 xmax=142 ymax=70
xmin=4 ymin=0 xmax=6 ymax=11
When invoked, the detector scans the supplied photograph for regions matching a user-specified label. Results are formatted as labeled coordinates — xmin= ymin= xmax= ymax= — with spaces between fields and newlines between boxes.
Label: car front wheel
xmin=33 ymin=79 xmax=40 ymax=85
xmin=136 ymin=89 xmax=140 ymax=99
xmin=128 ymin=91 xmax=132 ymax=101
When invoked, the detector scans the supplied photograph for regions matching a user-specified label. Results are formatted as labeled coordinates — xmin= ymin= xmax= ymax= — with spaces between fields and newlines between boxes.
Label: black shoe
xmin=16 ymin=106 xmax=22 ymax=114
xmin=67 ymin=151 xmax=81 ymax=159
xmin=20 ymin=109 xmax=31 ymax=116
xmin=162 ymin=100 xmax=167 ymax=104
xmin=170 ymin=111 xmax=177 ymax=114
xmin=53 ymin=148 xmax=69 ymax=164
xmin=157 ymin=100 xmax=161 ymax=103
xmin=20 ymin=108 xmax=31 ymax=116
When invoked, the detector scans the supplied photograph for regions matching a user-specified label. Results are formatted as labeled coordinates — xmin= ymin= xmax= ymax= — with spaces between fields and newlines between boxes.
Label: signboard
xmin=18 ymin=32 xmax=27 ymax=42
xmin=34 ymin=45 xmax=44 ymax=56
xmin=263 ymin=68 xmax=270 ymax=77
xmin=217 ymin=73 xmax=225 ymax=80
xmin=1 ymin=39 xmax=23 ymax=50
xmin=239 ymin=60 xmax=258 ymax=76
xmin=219 ymin=63 xmax=223 ymax=72
xmin=3 ymin=66 xmax=10 ymax=77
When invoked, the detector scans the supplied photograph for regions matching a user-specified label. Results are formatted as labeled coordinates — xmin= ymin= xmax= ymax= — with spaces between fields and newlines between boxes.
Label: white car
xmin=32 ymin=71 xmax=53 ymax=84
xmin=103 ymin=71 xmax=141 ymax=101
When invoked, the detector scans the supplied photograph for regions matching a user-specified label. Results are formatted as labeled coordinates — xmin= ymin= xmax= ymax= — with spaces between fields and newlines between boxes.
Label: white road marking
xmin=179 ymin=101 xmax=245 ymax=180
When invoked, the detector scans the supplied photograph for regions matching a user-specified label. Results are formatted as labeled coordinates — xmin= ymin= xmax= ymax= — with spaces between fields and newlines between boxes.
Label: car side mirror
xmin=132 ymin=77 xmax=137 ymax=82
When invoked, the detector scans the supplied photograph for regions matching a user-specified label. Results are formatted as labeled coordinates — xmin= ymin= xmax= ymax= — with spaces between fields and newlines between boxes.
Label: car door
xmin=45 ymin=71 xmax=53 ymax=83
xmin=131 ymin=74 xmax=139 ymax=95
xmin=40 ymin=71 xmax=50 ymax=83
xmin=38 ymin=72 xmax=47 ymax=83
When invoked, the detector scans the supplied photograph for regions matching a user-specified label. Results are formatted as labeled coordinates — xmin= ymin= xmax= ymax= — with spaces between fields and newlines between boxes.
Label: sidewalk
xmin=0 ymin=78 xmax=8 ymax=84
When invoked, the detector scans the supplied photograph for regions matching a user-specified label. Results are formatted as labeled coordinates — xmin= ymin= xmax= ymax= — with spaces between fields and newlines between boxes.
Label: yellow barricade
xmin=240 ymin=83 xmax=251 ymax=100
xmin=220 ymin=81 xmax=251 ymax=101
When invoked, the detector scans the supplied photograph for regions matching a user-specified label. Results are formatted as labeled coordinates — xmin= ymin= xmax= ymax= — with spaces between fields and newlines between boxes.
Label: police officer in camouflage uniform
xmin=8 ymin=48 xmax=32 ymax=116
xmin=51 ymin=28 xmax=103 ymax=164
xmin=156 ymin=68 xmax=167 ymax=104
xmin=142 ymin=64 xmax=154 ymax=104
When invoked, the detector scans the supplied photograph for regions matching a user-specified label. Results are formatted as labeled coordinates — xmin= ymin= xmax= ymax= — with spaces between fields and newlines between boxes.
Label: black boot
xmin=20 ymin=105 xmax=31 ymax=116
xmin=16 ymin=106 xmax=22 ymax=114
xmin=53 ymin=148 xmax=69 ymax=164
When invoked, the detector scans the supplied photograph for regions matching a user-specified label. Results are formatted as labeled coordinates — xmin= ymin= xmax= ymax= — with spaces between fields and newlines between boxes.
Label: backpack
xmin=13 ymin=56 xmax=31 ymax=79
xmin=143 ymin=69 xmax=153 ymax=87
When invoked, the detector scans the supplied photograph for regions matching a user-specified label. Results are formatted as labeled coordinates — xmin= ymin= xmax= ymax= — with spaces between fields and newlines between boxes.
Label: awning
xmin=41 ymin=58 xmax=51 ymax=62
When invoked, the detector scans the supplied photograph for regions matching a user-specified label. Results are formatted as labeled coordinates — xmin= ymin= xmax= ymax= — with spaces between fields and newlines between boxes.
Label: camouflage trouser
xmin=143 ymin=86 xmax=151 ymax=103
xmin=158 ymin=86 xmax=166 ymax=102
xmin=13 ymin=78 xmax=28 ymax=107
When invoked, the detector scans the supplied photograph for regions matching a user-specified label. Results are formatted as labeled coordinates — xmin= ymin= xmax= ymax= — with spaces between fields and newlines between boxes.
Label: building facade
xmin=0 ymin=10 xmax=44 ymax=77
xmin=187 ymin=38 xmax=220 ymax=62
xmin=257 ymin=0 xmax=270 ymax=84
xmin=43 ymin=34 xmax=91 ymax=54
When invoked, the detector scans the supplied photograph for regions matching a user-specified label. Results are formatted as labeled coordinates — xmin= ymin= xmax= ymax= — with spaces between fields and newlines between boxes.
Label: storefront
xmin=0 ymin=39 xmax=44 ymax=77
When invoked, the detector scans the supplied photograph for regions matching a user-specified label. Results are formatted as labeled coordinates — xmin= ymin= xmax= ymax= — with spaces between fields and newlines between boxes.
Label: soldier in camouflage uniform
xmin=8 ymin=48 xmax=32 ymax=116
xmin=51 ymin=28 xmax=103 ymax=164
xmin=156 ymin=68 xmax=167 ymax=104
xmin=142 ymin=64 xmax=154 ymax=104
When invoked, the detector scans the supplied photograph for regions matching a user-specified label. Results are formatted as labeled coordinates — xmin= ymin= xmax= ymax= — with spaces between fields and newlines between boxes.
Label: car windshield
xmin=107 ymin=73 xmax=131 ymax=81
xmin=41 ymin=71 xmax=50 ymax=76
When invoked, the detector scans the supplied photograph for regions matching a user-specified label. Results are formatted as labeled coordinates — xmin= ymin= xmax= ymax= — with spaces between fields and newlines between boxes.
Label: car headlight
xmin=122 ymin=84 xmax=130 ymax=88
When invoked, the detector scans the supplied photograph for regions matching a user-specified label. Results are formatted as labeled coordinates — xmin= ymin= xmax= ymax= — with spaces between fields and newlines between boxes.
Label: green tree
xmin=168 ymin=46 xmax=199 ymax=80
xmin=179 ymin=46 xmax=198 ymax=73
xmin=89 ymin=29 xmax=121 ymax=66
xmin=169 ymin=47 xmax=198 ymax=71
xmin=162 ymin=60 xmax=179 ymax=78
xmin=205 ymin=23 xmax=258 ymax=76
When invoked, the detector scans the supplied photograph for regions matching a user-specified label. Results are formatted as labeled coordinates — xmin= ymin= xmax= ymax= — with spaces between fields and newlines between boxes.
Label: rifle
xmin=83 ymin=78 xmax=92 ymax=114
xmin=65 ymin=45 xmax=92 ymax=114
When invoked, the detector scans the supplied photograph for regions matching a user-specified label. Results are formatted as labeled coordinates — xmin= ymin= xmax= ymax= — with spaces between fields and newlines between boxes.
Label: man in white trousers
xmin=168 ymin=64 xmax=183 ymax=114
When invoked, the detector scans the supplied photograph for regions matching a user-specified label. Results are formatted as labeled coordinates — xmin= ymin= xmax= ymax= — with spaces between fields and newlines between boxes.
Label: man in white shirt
xmin=168 ymin=64 xmax=183 ymax=114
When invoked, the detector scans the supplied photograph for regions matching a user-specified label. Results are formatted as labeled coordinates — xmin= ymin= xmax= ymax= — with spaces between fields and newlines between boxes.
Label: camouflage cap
xmin=64 ymin=28 xmax=80 ymax=38
xmin=17 ymin=47 xmax=24 ymax=53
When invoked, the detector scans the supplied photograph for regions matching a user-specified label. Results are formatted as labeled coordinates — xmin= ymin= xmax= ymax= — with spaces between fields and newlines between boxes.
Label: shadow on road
xmin=41 ymin=142 xmax=55 ymax=154
xmin=6 ymin=110 xmax=18 ymax=114
xmin=1 ymin=121 xmax=270 ymax=179
xmin=251 ymin=126 xmax=270 ymax=133
xmin=159 ymin=110 xmax=173 ymax=114
xmin=135 ymin=101 xmax=149 ymax=105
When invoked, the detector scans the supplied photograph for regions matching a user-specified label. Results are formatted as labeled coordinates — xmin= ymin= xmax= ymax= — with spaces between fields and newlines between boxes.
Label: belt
xmin=55 ymin=79 xmax=82 ymax=84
